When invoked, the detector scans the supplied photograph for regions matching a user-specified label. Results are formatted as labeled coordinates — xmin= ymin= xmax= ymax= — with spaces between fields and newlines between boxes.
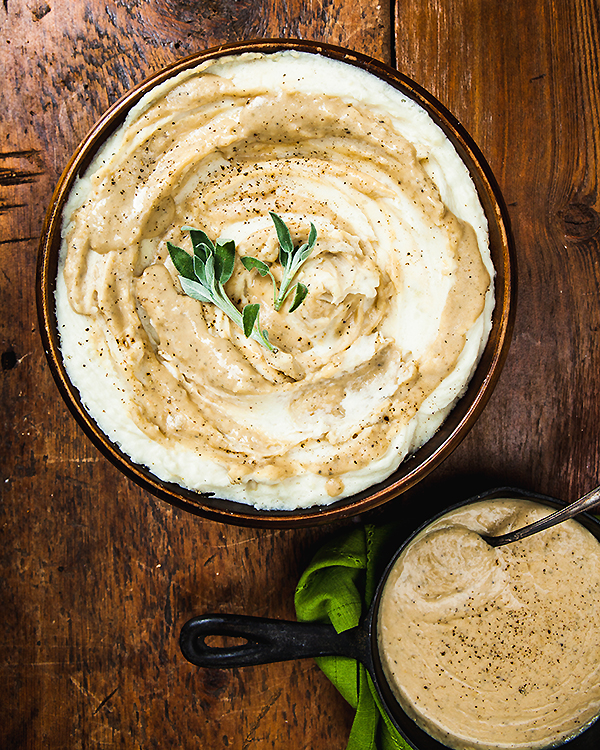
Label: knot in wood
xmin=557 ymin=202 xmax=600 ymax=241
xmin=1 ymin=349 xmax=17 ymax=371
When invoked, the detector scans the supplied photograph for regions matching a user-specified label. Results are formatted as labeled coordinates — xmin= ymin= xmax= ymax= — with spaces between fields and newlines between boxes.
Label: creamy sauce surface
xmin=56 ymin=51 xmax=493 ymax=509
xmin=378 ymin=498 xmax=600 ymax=749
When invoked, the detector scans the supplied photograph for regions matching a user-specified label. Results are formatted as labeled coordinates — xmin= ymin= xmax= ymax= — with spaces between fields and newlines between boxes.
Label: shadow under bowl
xmin=37 ymin=38 xmax=516 ymax=528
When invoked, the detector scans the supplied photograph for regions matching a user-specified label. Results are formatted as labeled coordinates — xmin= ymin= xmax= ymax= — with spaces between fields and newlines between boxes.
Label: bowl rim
xmin=36 ymin=38 xmax=516 ymax=528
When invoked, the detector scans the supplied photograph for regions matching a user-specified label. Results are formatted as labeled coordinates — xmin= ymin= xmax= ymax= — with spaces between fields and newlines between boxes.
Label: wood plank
xmin=2 ymin=0 xmax=600 ymax=748
xmin=394 ymin=0 xmax=600 ymax=505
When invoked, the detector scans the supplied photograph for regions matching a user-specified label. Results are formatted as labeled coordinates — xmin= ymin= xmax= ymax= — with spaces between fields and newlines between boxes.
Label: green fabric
xmin=295 ymin=524 xmax=411 ymax=750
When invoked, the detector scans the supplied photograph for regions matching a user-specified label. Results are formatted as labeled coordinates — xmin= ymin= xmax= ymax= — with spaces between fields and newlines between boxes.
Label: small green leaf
xmin=288 ymin=282 xmax=309 ymax=312
xmin=268 ymin=214 xmax=317 ymax=311
xmin=269 ymin=212 xmax=294 ymax=265
xmin=297 ymin=224 xmax=317 ymax=265
xmin=179 ymin=276 xmax=213 ymax=304
xmin=241 ymin=256 xmax=271 ymax=276
xmin=242 ymin=303 xmax=260 ymax=338
xmin=167 ymin=242 xmax=195 ymax=280
xmin=294 ymin=242 xmax=311 ymax=266
xmin=308 ymin=222 xmax=317 ymax=249
xmin=203 ymin=254 xmax=216 ymax=289
xmin=192 ymin=252 xmax=207 ymax=284
xmin=193 ymin=243 xmax=211 ymax=264
xmin=215 ymin=240 xmax=236 ymax=284
xmin=185 ymin=227 xmax=215 ymax=258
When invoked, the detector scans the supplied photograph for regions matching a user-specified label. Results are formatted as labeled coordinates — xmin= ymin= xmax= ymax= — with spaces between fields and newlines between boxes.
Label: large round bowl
xmin=37 ymin=39 xmax=515 ymax=527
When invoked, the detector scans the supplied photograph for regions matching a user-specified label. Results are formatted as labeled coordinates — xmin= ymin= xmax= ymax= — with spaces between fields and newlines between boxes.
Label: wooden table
xmin=2 ymin=1 xmax=599 ymax=747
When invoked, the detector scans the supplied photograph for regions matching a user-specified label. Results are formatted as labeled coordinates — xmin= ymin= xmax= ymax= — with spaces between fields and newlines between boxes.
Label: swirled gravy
xmin=56 ymin=51 xmax=493 ymax=509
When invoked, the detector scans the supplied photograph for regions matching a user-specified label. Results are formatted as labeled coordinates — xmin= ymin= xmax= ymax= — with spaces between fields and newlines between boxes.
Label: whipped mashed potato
xmin=56 ymin=50 xmax=494 ymax=510
xmin=378 ymin=498 xmax=600 ymax=749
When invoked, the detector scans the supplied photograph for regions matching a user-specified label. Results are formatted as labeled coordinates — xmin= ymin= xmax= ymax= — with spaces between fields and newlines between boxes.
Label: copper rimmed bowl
xmin=37 ymin=39 xmax=515 ymax=527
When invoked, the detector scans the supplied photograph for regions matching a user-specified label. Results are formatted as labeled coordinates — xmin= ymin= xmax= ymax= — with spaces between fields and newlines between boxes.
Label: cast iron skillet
xmin=180 ymin=487 xmax=600 ymax=750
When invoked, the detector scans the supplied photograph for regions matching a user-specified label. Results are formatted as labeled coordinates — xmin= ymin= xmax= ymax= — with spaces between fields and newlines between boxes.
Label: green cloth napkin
xmin=294 ymin=524 xmax=412 ymax=750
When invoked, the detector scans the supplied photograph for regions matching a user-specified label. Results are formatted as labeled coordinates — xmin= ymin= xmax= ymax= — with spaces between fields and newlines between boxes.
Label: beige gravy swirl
xmin=56 ymin=52 xmax=493 ymax=509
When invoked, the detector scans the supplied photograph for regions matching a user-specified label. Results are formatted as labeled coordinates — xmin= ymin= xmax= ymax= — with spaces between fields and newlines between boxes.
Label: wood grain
xmin=2 ymin=0 xmax=600 ymax=748
xmin=393 ymin=0 xmax=600 ymax=504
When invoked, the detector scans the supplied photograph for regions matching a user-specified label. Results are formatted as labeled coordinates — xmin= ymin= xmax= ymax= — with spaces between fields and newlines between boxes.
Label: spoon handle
xmin=484 ymin=485 xmax=600 ymax=547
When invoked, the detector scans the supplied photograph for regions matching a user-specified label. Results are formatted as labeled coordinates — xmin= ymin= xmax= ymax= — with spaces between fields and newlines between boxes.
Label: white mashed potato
xmin=56 ymin=50 xmax=494 ymax=510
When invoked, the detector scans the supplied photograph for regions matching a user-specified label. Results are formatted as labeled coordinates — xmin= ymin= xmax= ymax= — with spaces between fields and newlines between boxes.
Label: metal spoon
xmin=481 ymin=485 xmax=600 ymax=547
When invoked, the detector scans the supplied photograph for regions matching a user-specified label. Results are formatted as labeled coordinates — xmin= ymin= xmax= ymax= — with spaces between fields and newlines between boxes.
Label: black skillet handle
xmin=179 ymin=613 xmax=368 ymax=668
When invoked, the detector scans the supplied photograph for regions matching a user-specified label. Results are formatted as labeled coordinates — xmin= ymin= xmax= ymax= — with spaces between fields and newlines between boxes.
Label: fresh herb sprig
xmin=167 ymin=228 xmax=276 ymax=352
xmin=241 ymin=212 xmax=317 ymax=312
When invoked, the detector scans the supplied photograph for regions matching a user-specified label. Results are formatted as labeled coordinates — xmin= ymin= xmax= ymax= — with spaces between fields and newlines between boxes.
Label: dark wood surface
xmin=2 ymin=1 xmax=599 ymax=747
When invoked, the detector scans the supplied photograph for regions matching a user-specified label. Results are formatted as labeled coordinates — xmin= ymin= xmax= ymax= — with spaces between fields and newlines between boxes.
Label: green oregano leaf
xmin=167 ymin=241 xmax=195 ymax=280
xmin=288 ymin=282 xmax=309 ymax=313
xmin=242 ymin=303 xmax=260 ymax=338
xmin=269 ymin=211 xmax=294 ymax=264
xmin=215 ymin=240 xmax=236 ymax=284
xmin=241 ymin=256 xmax=271 ymax=276
xmin=179 ymin=275 xmax=213 ymax=304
